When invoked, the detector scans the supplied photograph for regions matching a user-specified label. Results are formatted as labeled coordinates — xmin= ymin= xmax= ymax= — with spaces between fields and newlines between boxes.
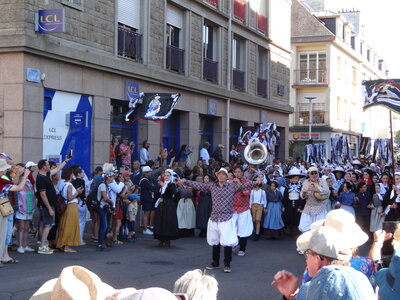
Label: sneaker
xmin=238 ymin=251 xmax=245 ymax=257
xmin=143 ymin=229 xmax=153 ymax=235
xmin=17 ymin=247 xmax=25 ymax=254
xmin=97 ymin=245 xmax=110 ymax=252
xmin=38 ymin=246 xmax=54 ymax=255
xmin=24 ymin=246 xmax=35 ymax=252
xmin=206 ymin=262 xmax=219 ymax=270
xmin=223 ymin=266 xmax=231 ymax=273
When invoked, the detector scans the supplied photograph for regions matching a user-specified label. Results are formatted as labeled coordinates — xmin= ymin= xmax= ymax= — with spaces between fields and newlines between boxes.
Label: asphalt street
xmin=0 ymin=231 xmax=305 ymax=300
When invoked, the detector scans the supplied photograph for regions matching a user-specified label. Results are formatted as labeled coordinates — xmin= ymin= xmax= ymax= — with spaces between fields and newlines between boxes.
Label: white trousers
xmin=298 ymin=209 xmax=327 ymax=232
xmin=233 ymin=210 xmax=253 ymax=238
xmin=207 ymin=217 xmax=238 ymax=247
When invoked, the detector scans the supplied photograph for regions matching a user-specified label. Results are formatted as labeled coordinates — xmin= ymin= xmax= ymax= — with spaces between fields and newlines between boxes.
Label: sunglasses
xmin=309 ymin=172 xmax=318 ymax=175
xmin=303 ymin=250 xmax=317 ymax=259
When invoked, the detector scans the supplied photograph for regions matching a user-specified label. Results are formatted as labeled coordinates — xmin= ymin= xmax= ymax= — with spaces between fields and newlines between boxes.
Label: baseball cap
xmin=142 ymin=166 xmax=152 ymax=173
xmin=25 ymin=161 xmax=37 ymax=168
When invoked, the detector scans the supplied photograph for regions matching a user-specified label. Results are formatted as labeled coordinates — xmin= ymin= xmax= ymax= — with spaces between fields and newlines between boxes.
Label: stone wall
xmin=149 ymin=0 xmax=165 ymax=68
xmin=190 ymin=12 xmax=202 ymax=79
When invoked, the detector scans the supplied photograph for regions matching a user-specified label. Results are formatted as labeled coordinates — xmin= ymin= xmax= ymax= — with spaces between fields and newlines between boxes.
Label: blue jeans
xmin=98 ymin=207 xmax=108 ymax=246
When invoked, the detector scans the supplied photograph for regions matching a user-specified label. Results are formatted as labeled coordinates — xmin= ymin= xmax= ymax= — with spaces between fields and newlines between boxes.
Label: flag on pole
xmin=362 ymin=79 xmax=400 ymax=113
xmin=125 ymin=93 xmax=180 ymax=121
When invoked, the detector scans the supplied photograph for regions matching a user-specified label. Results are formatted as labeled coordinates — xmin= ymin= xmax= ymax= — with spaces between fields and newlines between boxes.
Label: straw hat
xmin=215 ymin=168 xmax=228 ymax=177
xmin=285 ymin=167 xmax=306 ymax=178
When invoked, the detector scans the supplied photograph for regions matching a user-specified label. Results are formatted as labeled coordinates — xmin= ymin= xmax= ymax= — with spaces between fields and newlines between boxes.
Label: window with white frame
xmin=203 ymin=23 xmax=218 ymax=60
xmin=232 ymin=36 xmax=244 ymax=71
xmin=62 ymin=0 xmax=83 ymax=9
xmin=299 ymin=52 xmax=326 ymax=83
xmin=167 ymin=5 xmax=183 ymax=48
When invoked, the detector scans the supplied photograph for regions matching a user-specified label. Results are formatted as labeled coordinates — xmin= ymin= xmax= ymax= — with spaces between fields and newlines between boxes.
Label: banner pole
xmin=159 ymin=120 xmax=164 ymax=168
xmin=390 ymin=110 xmax=395 ymax=175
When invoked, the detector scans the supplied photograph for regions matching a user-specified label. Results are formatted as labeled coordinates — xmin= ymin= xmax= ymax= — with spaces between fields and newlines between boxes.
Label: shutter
xmin=118 ymin=0 xmax=140 ymax=29
xmin=167 ymin=5 xmax=183 ymax=29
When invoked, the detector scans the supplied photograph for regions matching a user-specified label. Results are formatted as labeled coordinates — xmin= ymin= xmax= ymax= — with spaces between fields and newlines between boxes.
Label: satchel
xmin=0 ymin=197 xmax=14 ymax=217
xmin=56 ymin=185 xmax=68 ymax=215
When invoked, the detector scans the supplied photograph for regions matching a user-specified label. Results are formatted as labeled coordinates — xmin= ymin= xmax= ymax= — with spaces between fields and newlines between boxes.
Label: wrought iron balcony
xmin=293 ymin=69 xmax=329 ymax=86
xmin=257 ymin=78 xmax=267 ymax=97
xmin=232 ymin=69 xmax=245 ymax=91
xmin=117 ymin=26 xmax=142 ymax=61
xmin=203 ymin=58 xmax=218 ymax=83
xmin=166 ymin=45 xmax=185 ymax=74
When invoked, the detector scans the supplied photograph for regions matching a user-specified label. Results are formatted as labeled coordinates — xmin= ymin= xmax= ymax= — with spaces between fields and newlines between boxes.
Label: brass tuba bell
xmin=244 ymin=141 xmax=268 ymax=165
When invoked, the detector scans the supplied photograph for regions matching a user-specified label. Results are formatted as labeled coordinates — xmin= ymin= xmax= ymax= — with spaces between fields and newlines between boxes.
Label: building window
xmin=166 ymin=5 xmax=185 ymax=73
xmin=257 ymin=0 xmax=268 ymax=34
xmin=257 ymin=47 xmax=268 ymax=97
xmin=117 ymin=0 xmax=142 ymax=61
xmin=232 ymin=36 xmax=245 ymax=91
xmin=204 ymin=0 xmax=218 ymax=8
xmin=203 ymin=23 xmax=219 ymax=83
xmin=234 ymin=0 xmax=246 ymax=22
xmin=62 ymin=0 xmax=83 ymax=10
xmin=298 ymin=103 xmax=326 ymax=125
xmin=296 ymin=52 xmax=327 ymax=84
xmin=337 ymin=96 xmax=342 ymax=120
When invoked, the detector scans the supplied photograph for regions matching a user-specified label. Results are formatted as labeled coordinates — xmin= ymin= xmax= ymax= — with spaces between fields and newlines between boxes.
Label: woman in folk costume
xmin=176 ymin=169 xmax=196 ymax=237
xmin=298 ymin=166 xmax=330 ymax=232
xmin=282 ymin=167 xmax=305 ymax=236
xmin=153 ymin=169 xmax=179 ymax=247
xmin=263 ymin=181 xmax=285 ymax=239
xmin=382 ymin=172 xmax=400 ymax=222
xmin=196 ymin=175 xmax=213 ymax=238
xmin=332 ymin=166 xmax=346 ymax=192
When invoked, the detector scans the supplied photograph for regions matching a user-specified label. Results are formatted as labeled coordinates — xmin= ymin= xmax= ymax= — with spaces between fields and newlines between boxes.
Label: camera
xmin=103 ymin=204 xmax=115 ymax=215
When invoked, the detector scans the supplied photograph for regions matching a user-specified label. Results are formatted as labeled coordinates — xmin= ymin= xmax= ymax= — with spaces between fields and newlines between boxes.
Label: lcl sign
xmin=35 ymin=9 xmax=65 ymax=33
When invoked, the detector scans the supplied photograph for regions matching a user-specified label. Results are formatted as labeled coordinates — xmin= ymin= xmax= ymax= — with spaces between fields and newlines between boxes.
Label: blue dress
xmin=263 ymin=190 xmax=284 ymax=230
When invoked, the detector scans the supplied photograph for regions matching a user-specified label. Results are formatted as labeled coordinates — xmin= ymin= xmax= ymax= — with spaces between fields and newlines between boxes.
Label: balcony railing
xmin=257 ymin=78 xmax=267 ymax=97
xmin=232 ymin=69 xmax=245 ymax=91
xmin=293 ymin=69 xmax=329 ymax=85
xmin=296 ymin=111 xmax=328 ymax=125
xmin=166 ymin=45 xmax=185 ymax=74
xmin=117 ymin=26 xmax=142 ymax=61
xmin=203 ymin=58 xmax=218 ymax=83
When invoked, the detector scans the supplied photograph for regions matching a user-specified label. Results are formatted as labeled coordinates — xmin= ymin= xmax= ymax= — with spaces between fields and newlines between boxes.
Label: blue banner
xmin=35 ymin=9 xmax=65 ymax=33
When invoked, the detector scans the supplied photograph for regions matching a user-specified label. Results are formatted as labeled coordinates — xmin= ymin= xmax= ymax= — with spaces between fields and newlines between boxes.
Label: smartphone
xmin=67 ymin=149 xmax=73 ymax=158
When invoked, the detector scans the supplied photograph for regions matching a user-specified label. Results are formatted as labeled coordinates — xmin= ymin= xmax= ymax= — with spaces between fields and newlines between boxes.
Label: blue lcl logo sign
xmin=35 ymin=9 xmax=65 ymax=33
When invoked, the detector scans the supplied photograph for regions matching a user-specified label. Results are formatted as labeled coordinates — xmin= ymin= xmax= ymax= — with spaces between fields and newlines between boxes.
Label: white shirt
xmin=140 ymin=147 xmax=149 ymax=165
xmin=62 ymin=182 xmax=78 ymax=204
xmin=199 ymin=148 xmax=210 ymax=165
xmin=250 ymin=189 xmax=267 ymax=207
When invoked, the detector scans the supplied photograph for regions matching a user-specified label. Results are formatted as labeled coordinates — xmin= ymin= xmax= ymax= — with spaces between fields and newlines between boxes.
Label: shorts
xmin=39 ymin=206 xmax=55 ymax=227
xmin=142 ymin=201 xmax=155 ymax=211
xmin=127 ymin=220 xmax=135 ymax=232
xmin=251 ymin=204 xmax=264 ymax=222
xmin=112 ymin=204 xmax=123 ymax=220
xmin=207 ymin=218 xmax=238 ymax=247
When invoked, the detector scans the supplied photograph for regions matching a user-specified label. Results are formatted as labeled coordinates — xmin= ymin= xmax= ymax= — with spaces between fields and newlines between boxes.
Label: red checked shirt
xmin=184 ymin=180 xmax=256 ymax=222
xmin=232 ymin=178 xmax=251 ymax=213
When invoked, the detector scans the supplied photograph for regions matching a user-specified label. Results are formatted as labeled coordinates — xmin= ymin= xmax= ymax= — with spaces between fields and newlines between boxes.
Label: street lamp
xmin=305 ymin=97 xmax=316 ymax=140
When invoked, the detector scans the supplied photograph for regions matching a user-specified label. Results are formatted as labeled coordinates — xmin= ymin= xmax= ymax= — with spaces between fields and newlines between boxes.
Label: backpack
xmin=86 ymin=180 xmax=104 ymax=211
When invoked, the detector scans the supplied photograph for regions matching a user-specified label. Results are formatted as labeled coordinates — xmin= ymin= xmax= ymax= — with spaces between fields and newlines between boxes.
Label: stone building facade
xmin=0 ymin=0 xmax=292 ymax=173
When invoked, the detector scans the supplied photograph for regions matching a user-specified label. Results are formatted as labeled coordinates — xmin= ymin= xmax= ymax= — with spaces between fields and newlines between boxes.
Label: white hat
xmin=218 ymin=144 xmax=225 ymax=148
xmin=142 ymin=166 xmax=152 ymax=173
xmin=285 ymin=167 xmax=306 ymax=178
xmin=305 ymin=226 xmax=353 ymax=261
xmin=352 ymin=160 xmax=363 ymax=166
xmin=25 ymin=161 xmax=37 ymax=168
xmin=0 ymin=159 xmax=12 ymax=172
xmin=307 ymin=166 xmax=319 ymax=174
xmin=215 ymin=167 xmax=228 ymax=176
xmin=297 ymin=209 xmax=368 ymax=256
xmin=332 ymin=166 xmax=345 ymax=173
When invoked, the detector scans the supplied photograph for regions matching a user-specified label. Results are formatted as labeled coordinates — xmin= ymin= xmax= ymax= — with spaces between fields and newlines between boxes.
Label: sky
xmin=326 ymin=0 xmax=400 ymax=78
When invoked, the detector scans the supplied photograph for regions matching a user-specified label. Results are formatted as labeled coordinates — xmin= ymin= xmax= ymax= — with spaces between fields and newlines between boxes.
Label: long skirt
xmin=176 ymin=198 xmax=196 ymax=229
xmin=196 ymin=192 xmax=212 ymax=230
xmin=298 ymin=209 xmax=327 ymax=232
xmin=263 ymin=202 xmax=284 ymax=230
xmin=154 ymin=198 xmax=179 ymax=241
xmin=341 ymin=204 xmax=355 ymax=217
xmin=56 ymin=203 xmax=81 ymax=248
xmin=78 ymin=201 xmax=87 ymax=242
xmin=370 ymin=207 xmax=385 ymax=232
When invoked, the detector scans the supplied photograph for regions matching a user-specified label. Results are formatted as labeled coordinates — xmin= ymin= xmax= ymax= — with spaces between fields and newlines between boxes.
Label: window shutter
xmin=167 ymin=5 xmax=183 ymax=29
xmin=118 ymin=0 xmax=140 ymax=29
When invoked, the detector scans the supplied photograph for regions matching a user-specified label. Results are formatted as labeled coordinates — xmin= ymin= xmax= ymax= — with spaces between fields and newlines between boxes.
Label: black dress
xmin=196 ymin=190 xmax=212 ymax=230
xmin=153 ymin=183 xmax=179 ymax=243
xmin=282 ymin=183 xmax=304 ymax=234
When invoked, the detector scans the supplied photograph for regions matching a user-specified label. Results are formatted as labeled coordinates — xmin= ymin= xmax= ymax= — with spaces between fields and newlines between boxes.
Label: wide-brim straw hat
xmin=285 ymin=167 xmax=306 ymax=178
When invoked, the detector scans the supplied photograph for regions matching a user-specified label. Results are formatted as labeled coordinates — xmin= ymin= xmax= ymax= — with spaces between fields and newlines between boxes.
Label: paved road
xmin=0 ymin=233 xmax=305 ymax=300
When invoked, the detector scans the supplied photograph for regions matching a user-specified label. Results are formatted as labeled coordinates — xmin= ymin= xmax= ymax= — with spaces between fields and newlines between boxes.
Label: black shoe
xmin=252 ymin=234 xmax=260 ymax=241
xmin=206 ymin=262 xmax=220 ymax=270
xmin=223 ymin=265 xmax=231 ymax=273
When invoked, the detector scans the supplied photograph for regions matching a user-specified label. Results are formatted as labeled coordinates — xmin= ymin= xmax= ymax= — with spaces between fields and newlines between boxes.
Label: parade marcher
xmin=180 ymin=168 xmax=262 ymax=273
xmin=298 ymin=166 xmax=330 ymax=232
xmin=153 ymin=169 xmax=179 ymax=247
xmin=250 ymin=183 xmax=266 ymax=241
xmin=355 ymin=182 xmax=372 ymax=234
xmin=370 ymin=183 xmax=385 ymax=232
xmin=332 ymin=166 xmax=346 ymax=192
xmin=282 ymin=168 xmax=305 ymax=236
xmin=176 ymin=169 xmax=196 ymax=237
xmin=232 ymin=166 xmax=253 ymax=256
xmin=338 ymin=182 xmax=356 ymax=216
xmin=382 ymin=172 xmax=400 ymax=222
xmin=195 ymin=175 xmax=213 ymax=238
xmin=263 ymin=181 xmax=285 ymax=239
